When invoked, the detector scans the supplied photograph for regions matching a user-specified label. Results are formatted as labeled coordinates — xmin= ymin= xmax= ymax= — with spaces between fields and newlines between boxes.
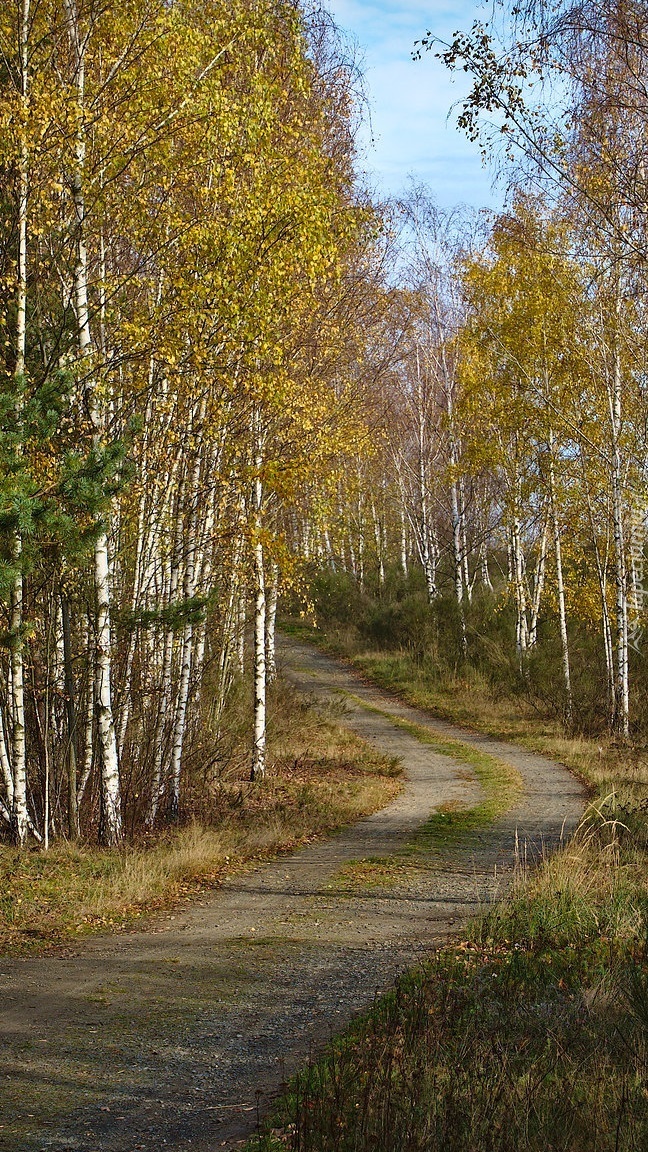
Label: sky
xmin=324 ymin=1 xmax=504 ymax=211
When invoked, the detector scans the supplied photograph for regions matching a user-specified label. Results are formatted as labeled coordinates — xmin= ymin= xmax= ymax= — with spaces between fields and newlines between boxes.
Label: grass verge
xmin=247 ymin=625 xmax=648 ymax=1150
xmin=0 ymin=678 xmax=401 ymax=955
xmin=249 ymin=808 xmax=648 ymax=1152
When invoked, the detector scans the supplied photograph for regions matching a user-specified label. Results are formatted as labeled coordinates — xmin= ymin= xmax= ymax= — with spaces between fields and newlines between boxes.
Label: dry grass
xmin=0 ymin=686 xmax=401 ymax=954
xmin=250 ymin=628 xmax=648 ymax=1152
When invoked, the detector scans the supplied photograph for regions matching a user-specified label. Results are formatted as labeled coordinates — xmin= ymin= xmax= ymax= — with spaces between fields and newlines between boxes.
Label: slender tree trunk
xmin=95 ymin=534 xmax=122 ymax=843
xmin=0 ymin=706 xmax=13 ymax=813
xmin=594 ymin=518 xmax=616 ymax=721
xmin=61 ymin=593 xmax=79 ymax=839
xmin=10 ymin=0 xmax=30 ymax=847
xmin=236 ymin=580 xmax=246 ymax=674
xmin=548 ymin=435 xmax=573 ymax=723
xmin=608 ymin=308 xmax=629 ymax=738
xmin=251 ymin=413 xmax=266 ymax=781
xmin=266 ymin=560 xmax=279 ymax=683
xmin=450 ymin=474 xmax=467 ymax=655
xmin=459 ymin=477 xmax=471 ymax=602
xmin=66 ymin=0 xmax=122 ymax=840
xmin=399 ymin=501 xmax=408 ymax=578
xmin=77 ymin=613 xmax=94 ymax=809
xmin=168 ymin=443 xmax=202 ymax=818
xmin=529 ymin=509 xmax=548 ymax=649
xmin=511 ymin=506 xmax=529 ymax=664
xmin=479 ymin=537 xmax=493 ymax=592
xmin=371 ymin=497 xmax=385 ymax=587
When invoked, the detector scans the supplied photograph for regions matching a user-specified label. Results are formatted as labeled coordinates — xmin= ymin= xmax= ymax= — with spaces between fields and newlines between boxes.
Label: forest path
xmin=0 ymin=637 xmax=584 ymax=1152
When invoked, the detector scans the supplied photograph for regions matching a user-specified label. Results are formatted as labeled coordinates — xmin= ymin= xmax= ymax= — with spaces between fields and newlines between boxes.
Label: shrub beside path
xmin=0 ymin=637 xmax=584 ymax=1152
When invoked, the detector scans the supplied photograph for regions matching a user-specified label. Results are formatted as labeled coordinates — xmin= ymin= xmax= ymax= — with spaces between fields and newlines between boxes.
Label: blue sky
xmin=324 ymin=1 xmax=503 ymax=211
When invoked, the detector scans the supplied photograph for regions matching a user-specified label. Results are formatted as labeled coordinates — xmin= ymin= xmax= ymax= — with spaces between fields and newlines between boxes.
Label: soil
xmin=0 ymin=637 xmax=585 ymax=1152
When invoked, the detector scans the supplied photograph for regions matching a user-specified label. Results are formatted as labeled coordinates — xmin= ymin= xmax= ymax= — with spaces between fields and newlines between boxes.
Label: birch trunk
xmin=583 ymin=473 xmax=615 ymax=720
xmin=548 ymin=435 xmax=573 ymax=723
xmin=251 ymin=413 xmax=266 ymax=781
xmin=237 ymin=580 xmax=246 ymax=675
xmin=168 ymin=407 xmax=205 ymax=818
xmin=479 ymin=538 xmax=493 ymax=592
xmin=252 ymin=529 xmax=266 ymax=780
xmin=147 ymin=556 xmax=175 ymax=825
xmin=450 ymin=476 xmax=467 ymax=655
xmin=459 ymin=477 xmax=471 ymax=602
xmin=418 ymin=457 xmax=437 ymax=602
xmin=399 ymin=501 xmax=408 ymax=578
xmin=77 ymin=614 xmax=94 ymax=807
xmin=61 ymin=594 xmax=79 ymax=839
xmin=511 ymin=512 xmax=529 ymax=664
xmin=371 ymin=498 xmax=385 ymax=587
xmin=9 ymin=0 xmax=30 ymax=846
xmin=0 ymin=707 xmax=13 ymax=812
xmin=66 ymin=0 xmax=122 ymax=841
xmin=266 ymin=560 xmax=279 ymax=684
xmin=529 ymin=510 xmax=548 ymax=650
xmin=608 ymin=303 xmax=629 ymax=737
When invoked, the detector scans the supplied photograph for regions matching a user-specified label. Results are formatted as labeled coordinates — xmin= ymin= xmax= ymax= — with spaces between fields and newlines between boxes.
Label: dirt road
xmin=0 ymin=637 xmax=584 ymax=1151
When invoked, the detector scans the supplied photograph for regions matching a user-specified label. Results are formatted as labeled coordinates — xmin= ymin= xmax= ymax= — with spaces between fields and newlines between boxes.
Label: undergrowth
xmin=253 ymin=610 xmax=648 ymax=1150
xmin=0 ymin=678 xmax=401 ymax=955
xmin=250 ymin=797 xmax=648 ymax=1152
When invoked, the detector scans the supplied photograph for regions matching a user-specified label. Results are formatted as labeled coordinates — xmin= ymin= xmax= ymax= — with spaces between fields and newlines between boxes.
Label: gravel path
xmin=0 ymin=637 xmax=585 ymax=1152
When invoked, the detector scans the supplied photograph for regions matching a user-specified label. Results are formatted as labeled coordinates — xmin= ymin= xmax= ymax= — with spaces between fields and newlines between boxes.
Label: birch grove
xmin=0 ymin=0 xmax=377 ymax=844
xmin=301 ymin=191 xmax=648 ymax=739
xmin=4 ymin=0 xmax=648 ymax=850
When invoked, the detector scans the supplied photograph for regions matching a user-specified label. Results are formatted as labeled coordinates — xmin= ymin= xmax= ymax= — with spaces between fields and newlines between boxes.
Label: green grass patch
xmin=256 ymin=625 xmax=648 ymax=1151
xmin=250 ymin=798 xmax=648 ymax=1152
xmin=329 ymin=695 xmax=522 ymax=891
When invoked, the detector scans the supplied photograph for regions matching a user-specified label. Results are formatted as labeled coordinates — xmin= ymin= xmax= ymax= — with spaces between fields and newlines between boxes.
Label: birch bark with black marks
xmin=547 ymin=430 xmax=573 ymax=723
xmin=529 ymin=506 xmax=548 ymax=650
xmin=609 ymin=317 xmax=630 ymax=738
xmin=251 ymin=410 xmax=266 ymax=781
xmin=168 ymin=400 xmax=206 ymax=817
xmin=511 ymin=506 xmax=529 ymax=663
xmin=148 ymin=479 xmax=183 ymax=825
xmin=65 ymin=0 xmax=122 ymax=842
xmin=61 ymin=593 xmax=79 ymax=839
xmin=9 ymin=0 xmax=30 ymax=845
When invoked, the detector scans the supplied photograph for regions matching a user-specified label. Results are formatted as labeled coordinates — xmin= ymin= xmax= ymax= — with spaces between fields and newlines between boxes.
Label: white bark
xmin=66 ymin=0 xmax=122 ymax=840
xmin=251 ymin=413 xmax=266 ymax=781
xmin=511 ymin=510 xmax=529 ymax=663
xmin=10 ymin=0 xmax=30 ymax=847
xmin=169 ymin=402 xmax=205 ymax=818
xmin=0 ymin=707 xmax=13 ymax=810
xmin=479 ymin=538 xmax=493 ymax=592
xmin=608 ymin=303 xmax=629 ymax=738
xmin=77 ymin=614 xmax=94 ymax=807
xmin=370 ymin=497 xmax=385 ymax=587
xmin=266 ymin=561 xmax=279 ymax=683
xmin=548 ymin=435 xmax=573 ymax=723
xmin=237 ymin=580 xmax=246 ymax=675
xmin=148 ymin=480 xmax=183 ymax=824
xmin=399 ymin=501 xmax=408 ymax=578
xmin=586 ymin=486 xmax=615 ymax=721
xmin=529 ymin=510 xmax=548 ymax=650
xmin=450 ymin=475 xmax=467 ymax=654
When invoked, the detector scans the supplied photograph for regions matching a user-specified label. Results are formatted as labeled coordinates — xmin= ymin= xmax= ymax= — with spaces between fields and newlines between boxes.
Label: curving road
xmin=0 ymin=636 xmax=585 ymax=1152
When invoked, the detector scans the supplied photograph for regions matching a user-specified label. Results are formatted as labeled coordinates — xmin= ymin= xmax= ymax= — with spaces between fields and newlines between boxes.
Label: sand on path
xmin=0 ymin=636 xmax=585 ymax=1152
